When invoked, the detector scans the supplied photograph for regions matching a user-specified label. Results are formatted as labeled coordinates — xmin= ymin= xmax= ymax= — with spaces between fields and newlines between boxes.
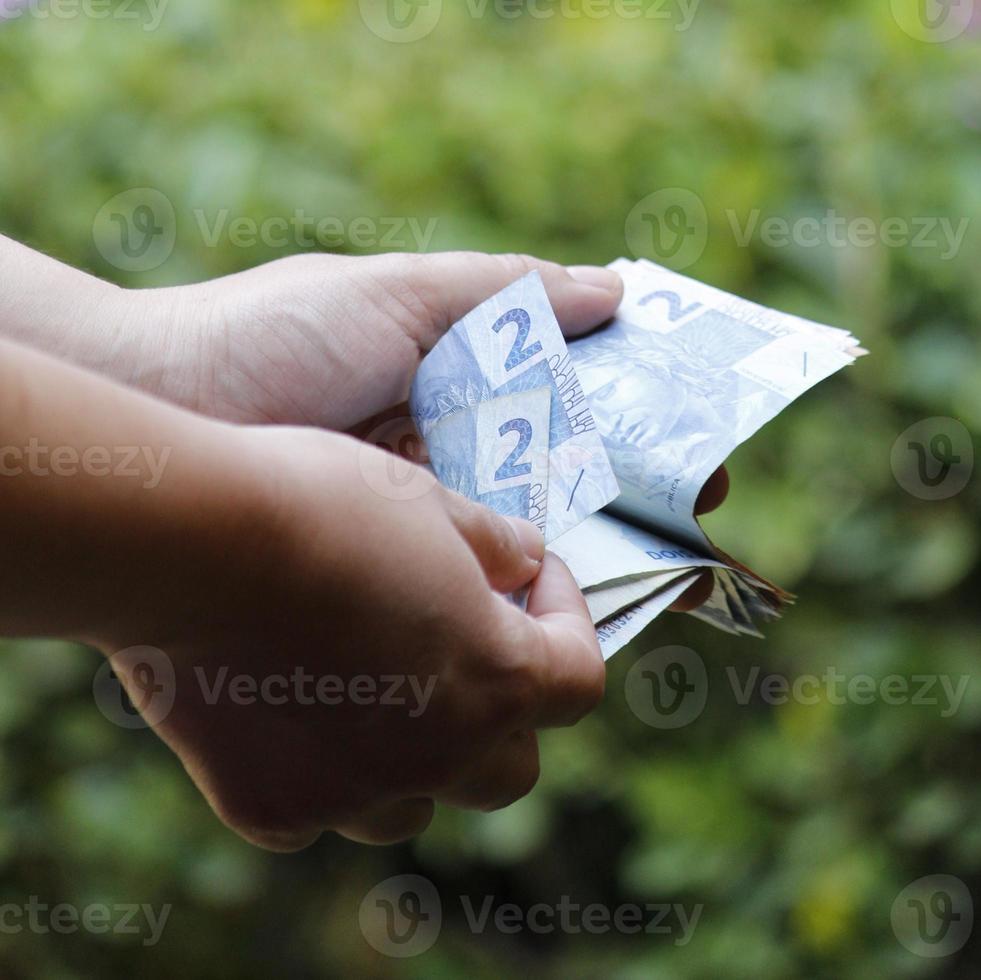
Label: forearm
xmin=0 ymin=233 xmax=122 ymax=354
xmin=0 ymin=233 xmax=198 ymax=397
xmin=0 ymin=334 xmax=269 ymax=648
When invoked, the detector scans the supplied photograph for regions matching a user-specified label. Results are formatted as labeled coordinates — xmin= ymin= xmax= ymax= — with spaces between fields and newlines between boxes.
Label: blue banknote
xmin=425 ymin=387 xmax=552 ymax=536
xmin=569 ymin=258 xmax=861 ymax=553
xmin=410 ymin=259 xmax=862 ymax=659
xmin=410 ymin=271 xmax=620 ymax=543
xmin=556 ymin=259 xmax=861 ymax=656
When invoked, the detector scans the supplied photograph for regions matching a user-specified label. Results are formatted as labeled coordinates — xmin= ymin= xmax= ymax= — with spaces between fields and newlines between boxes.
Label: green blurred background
xmin=1 ymin=0 xmax=980 ymax=976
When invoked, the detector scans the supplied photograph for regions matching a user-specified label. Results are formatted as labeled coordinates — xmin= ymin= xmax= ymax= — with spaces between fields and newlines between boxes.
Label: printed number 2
xmin=495 ymin=418 xmax=532 ymax=481
xmin=638 ymin=289 xmax=701 ymax=322
xmin=493 ymin=308 xmax=542 ymax=371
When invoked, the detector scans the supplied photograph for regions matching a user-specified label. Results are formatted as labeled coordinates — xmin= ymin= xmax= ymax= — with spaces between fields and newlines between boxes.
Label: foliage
xmin=0 ymin=0 xmax=979 ymax=976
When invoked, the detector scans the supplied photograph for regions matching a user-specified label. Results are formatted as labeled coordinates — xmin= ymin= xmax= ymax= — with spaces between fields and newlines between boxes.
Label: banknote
xmin=570 ymin=257 xmax=861 ymax=553
xmin=410 ymin=271 xmax=620 ymax=543
xmin=585 ymin=569 xmax=692 ymax=625
xmin=411 ymin=258 xmax=863 ymax=659
xmin=426 ymin=387 xmax=552 ymax=536
xmin=549 ymin=511 xmax=727 ymax=590
xmin=556 ymin=258 xmax=862 ymax=656
xmin=595 ymin=574 xmax=701 ymax=658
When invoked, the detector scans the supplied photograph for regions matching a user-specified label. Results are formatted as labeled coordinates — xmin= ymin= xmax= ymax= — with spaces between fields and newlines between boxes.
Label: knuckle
xmin=479 ymin=644 xmax=542 ymax=733
xmin=450 ymin=498 xmax=524 ymax=572
xmin=371 ymin=252 xmax=442 ymax=340
xmin=495 ymin=252 xmax=540 ymax=279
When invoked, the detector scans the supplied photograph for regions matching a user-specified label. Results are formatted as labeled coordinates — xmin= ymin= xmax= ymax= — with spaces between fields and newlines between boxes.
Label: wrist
xmin=0 ymin=234 xmax=216 ymax=412
xmin=91 ymin=283 xmax=214 ymax=408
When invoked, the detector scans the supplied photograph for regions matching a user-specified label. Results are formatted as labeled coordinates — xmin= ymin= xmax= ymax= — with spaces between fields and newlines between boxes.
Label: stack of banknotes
xmin=410 ymin=258 xmax=864 ymax=658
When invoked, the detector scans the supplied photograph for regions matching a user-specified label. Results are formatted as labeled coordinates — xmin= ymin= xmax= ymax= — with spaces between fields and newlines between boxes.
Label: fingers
xmin=398 ymin=252 xmax=623 ymax=350
xmin=671 ymin=466 xmax=729 ymax=612
xmin=695 ymin=465 xmax=729 ymax=515
xmin=442 ymin=488 xmax=545 ymax=593
xmin=521 ymin=552 xmax=606 ymax=729
xmin=336 ymin=733 xmax=541 ymax=836
xmin=333 ymin=798 xmax=436 ymax=846
xmin=436 ymin=730 xmax=540 ymax=812
xmin=238 ymin=826 xmax=324 ymax=853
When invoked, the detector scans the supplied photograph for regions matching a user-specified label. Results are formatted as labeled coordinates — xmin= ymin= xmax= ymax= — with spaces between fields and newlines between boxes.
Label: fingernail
xmin=567 ymin=265 xmax=622 ymax=293
xmin=505 ymin=516 xmax=545 ymax=563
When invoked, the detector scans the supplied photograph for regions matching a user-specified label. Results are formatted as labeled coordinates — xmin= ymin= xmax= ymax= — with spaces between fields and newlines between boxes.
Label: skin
xmin=1 ymin=238 xmax=727 ymax=602
xmin=0 ymin=238 xmax=728 ymax=848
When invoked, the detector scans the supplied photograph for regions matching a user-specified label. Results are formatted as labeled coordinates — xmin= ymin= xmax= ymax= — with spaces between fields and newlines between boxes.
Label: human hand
xmin=127 ymin=249 xmax=729 ymax=612
xmin=123 ymin=251 xmax=626 ymax=432
xmin=107 ymin=425 xmax=606 ymax=850
xmin=0 ymin=236 xmax=728 ymax=612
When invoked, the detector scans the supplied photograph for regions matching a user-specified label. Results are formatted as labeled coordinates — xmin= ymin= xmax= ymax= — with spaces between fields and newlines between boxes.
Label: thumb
xmin=380 ymin=251 xmax=623 ymax=352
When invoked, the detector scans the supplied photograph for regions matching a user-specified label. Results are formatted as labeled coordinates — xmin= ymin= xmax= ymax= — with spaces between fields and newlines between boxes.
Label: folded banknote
xmin=410 ymin=271 xmax=620 ymax=543
xmin=410 ymin=260 xmax=864 ymax=658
